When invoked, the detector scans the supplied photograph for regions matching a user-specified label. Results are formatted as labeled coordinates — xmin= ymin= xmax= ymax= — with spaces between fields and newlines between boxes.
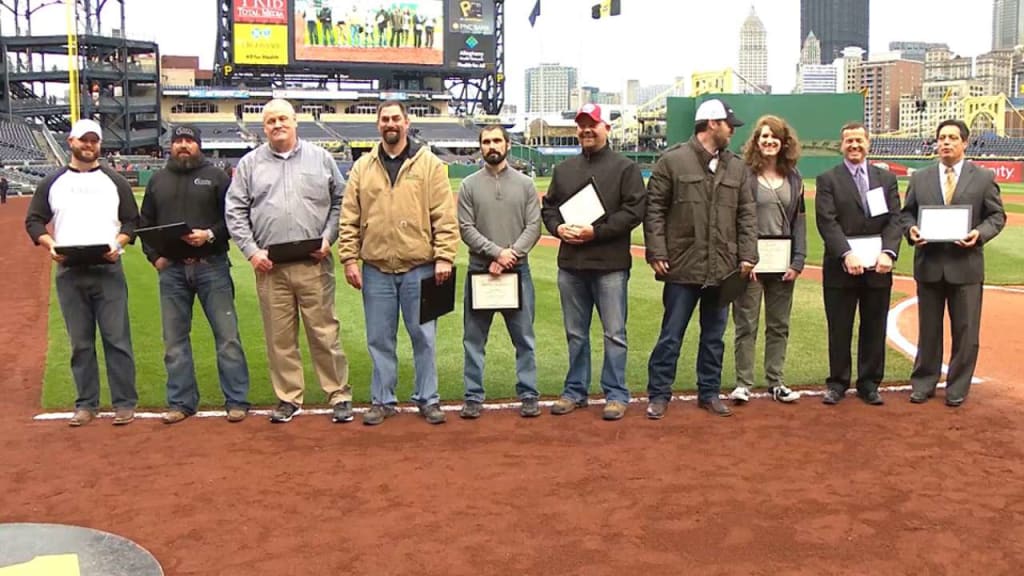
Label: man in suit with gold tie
xmin=902 ymin=119 xmax=1006 ymax=407
xmin=815 ymin=122 xmax=902 ymax=406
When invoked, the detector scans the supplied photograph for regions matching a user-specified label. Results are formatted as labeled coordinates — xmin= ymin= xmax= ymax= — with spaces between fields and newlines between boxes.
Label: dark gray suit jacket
xmin=815 ymin=162 xmax=902 ymax=289
xmin=901 ymin=161 xmax=1006 ymax=284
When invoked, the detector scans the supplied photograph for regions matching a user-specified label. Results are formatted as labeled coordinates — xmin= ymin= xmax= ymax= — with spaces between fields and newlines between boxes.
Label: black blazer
xmin=815 ymin=162 xmax=902 ymax=288
xmin=901 ymin=161 xmax=1006 ymax=285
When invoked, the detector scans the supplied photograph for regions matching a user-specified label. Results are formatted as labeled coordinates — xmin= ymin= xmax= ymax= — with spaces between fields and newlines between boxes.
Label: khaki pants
xmin=731 ymin=275 xmax=796 ymax=389
xmin=255 ymin=259 xmax=350 ymax=406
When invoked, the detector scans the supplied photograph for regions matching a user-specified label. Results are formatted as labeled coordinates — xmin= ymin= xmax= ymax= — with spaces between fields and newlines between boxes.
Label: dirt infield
xmin=3 ymin=197 xmax=1024 ymax=575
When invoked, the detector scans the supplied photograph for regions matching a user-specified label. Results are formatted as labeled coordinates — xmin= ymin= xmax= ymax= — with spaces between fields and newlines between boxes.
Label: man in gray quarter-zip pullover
xmin=457 ymin=125 xmax=542 ymax=420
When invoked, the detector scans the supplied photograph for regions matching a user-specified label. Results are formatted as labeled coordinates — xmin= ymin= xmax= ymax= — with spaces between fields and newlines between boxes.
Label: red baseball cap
xmin=574 ymin=103 xmax=609 ymax=126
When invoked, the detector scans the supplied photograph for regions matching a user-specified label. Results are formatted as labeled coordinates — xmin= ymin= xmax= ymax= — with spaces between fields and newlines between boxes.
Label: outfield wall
xmin=666 ymin=93 xmax=865 ymax=179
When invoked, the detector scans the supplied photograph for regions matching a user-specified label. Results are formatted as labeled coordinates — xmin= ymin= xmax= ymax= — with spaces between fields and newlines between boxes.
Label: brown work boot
xmin=112 ymin=407 xmax=135 ymax=426
xmin=226 ymin=408 xmax=248 ymax=423
xmin=602 ymin=401 xmax=628 ymax=421
xmin=162 ymin=410 xmax=189 ymax=425
xmin=68 ymin=409 xmax=95 ymax=427
xmin=550 ymin=396 xmax=587 ymax=415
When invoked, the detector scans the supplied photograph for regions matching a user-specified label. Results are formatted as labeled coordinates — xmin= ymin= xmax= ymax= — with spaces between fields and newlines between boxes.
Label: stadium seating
xmin=872 ymin=135 xmax=1024 ymax=158
xmin=0 ymin=118 xmax=48 ymax=163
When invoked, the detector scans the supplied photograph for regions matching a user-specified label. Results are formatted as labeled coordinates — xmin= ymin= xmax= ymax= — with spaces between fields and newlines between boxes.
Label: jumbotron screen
xmin=231 ymin=0 xmax=495 ymax=74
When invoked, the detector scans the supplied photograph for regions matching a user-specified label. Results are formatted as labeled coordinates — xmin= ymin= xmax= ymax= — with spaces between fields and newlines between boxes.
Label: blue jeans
xmin=463 ymin=263 xmax=538 ymax=403
xmin=362 ymin=263 xmax=439 ymax=406
xmin=159 ymin=254 xmax=250 ymax=413
xmin=556 ymin=268 xmax=630 ymax=404
xmin=55 ymin=262 xmax=137 ymax=411
xmin=647 ymin=283 xmax=729 ymax=402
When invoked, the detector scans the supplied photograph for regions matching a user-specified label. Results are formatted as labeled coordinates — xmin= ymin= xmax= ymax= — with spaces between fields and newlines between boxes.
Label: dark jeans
xmin=159 ymin=254 xmax=250 ymax=413
xmin=462 ymin=262 xmax=538 ymax=403
xmin=55 ymin=262 xmax=137 ymax=411
xmin=647 ymin=283 xmax=729 ymax=402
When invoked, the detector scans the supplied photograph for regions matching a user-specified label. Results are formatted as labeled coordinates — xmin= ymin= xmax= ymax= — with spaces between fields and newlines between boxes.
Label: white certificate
xmin=753 ymin=238 xmax=792 ymax=274
xmin=865 ymin=187 xmax=889 ymax=218
xmin=919 ymin=205 xmax=972 ymax=242
xmin=558 ymin=181 xmax=605 ymax=226
xmin=470 ymin=272 xmax=521 ymax=311
xmin=847 ymin=235 xmax=883 ymax=268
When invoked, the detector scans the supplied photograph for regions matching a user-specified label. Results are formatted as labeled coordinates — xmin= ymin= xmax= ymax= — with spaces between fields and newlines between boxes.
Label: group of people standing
xmin=25 ymin=96 xmax=1005 ymax=428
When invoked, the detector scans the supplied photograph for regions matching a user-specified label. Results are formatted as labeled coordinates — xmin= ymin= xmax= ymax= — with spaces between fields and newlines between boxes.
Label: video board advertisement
xmin=234 ymin=0 xmax=289 ymax=24
xmin=234 ymin=23 xmax=290 ymax=64
xmin=290 ymin=0 xmax=494 ymax=74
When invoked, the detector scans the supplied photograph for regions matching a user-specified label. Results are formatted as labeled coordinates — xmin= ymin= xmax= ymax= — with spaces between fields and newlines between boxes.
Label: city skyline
xmin=0 ymin=0 xmax=998 ymax=109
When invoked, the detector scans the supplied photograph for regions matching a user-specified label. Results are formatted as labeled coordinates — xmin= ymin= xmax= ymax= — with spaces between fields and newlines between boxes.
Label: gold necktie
xmin=944 ymin=166 xmax=956 ymax=205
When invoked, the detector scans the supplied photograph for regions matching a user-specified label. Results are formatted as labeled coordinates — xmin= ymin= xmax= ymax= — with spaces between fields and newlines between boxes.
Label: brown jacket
xmin=338 ymin=142 xmax=459 ymax=273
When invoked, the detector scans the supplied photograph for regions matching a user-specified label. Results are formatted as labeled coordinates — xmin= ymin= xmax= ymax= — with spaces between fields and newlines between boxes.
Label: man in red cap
xmin=541 ymin=103 xmax=646 ymax=421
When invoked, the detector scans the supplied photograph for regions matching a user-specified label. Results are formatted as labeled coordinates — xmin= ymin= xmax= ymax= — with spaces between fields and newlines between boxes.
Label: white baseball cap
xmin=694 ymin=99 xmax=744 ymax=127
xmin=69 ymin=119 xmax=103 ymax=140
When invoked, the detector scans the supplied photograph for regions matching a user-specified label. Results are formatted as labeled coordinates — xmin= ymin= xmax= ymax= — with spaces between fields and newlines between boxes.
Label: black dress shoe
xmin=822 ymin=389 xmax=843 ymax=405
xmin=859 ymin=390 xmax=884 ymax=405
xmin=698 ymin=397 xmax=733 ymax=417
xmin=909 ymin=391 xmax=931 ymax=404
xmin=945 ymin=397 xmax=965 ymax=407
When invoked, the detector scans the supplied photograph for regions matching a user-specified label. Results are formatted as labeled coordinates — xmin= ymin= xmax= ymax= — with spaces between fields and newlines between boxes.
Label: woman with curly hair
xmin=729 ymin=115 xmax=807 ymax=405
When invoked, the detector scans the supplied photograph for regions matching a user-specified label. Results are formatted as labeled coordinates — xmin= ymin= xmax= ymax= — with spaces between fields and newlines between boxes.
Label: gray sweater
xmin=457 ymin=165 xmax=541 ymax=267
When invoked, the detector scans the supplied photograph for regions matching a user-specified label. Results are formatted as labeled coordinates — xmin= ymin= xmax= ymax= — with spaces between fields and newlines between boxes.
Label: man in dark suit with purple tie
xmin=815 ymin=122 xmax=902 ymax=406
xmin=901 ymin=119 xmax=1006 ymax=407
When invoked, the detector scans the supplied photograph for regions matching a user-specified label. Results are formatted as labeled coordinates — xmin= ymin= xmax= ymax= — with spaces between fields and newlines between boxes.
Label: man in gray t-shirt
xmin=457 ymin=125 xmax=542 ymax=419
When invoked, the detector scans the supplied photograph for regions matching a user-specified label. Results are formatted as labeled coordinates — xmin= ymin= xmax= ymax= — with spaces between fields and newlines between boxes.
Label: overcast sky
xmin=1 ymin=0 xmax=995 ymax=108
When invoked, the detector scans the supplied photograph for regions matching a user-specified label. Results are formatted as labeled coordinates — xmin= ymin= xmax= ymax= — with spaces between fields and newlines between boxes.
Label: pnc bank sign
xmin=233 ymin=0 xmax=287 ymax=25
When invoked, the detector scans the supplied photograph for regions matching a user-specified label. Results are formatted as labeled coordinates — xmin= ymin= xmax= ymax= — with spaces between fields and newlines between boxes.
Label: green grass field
xmin=45 ymin=174 xmax=1022 ymax=410
xmin=41 ymin=242 xmax=917 ymax=409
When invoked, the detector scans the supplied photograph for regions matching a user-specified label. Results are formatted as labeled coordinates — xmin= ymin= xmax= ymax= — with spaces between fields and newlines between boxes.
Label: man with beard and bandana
xmin=815 ymin=122 xmax=901 ymax=406
xmin=226 ymin=99 xmax=351 ymax=425
xmin=25 ymin=119 xmax=139 ymax=427
xmin=338 ymin=101 xmax=459 ymax=426
xmin=139 ymin=125 xmax=250 ymax=424
xmin=644 ymin=98 xmax=757 ymax=419
xmin=456 ymin=125 xmax=542 ymax=420
xmin=540 ymin=103 xmax=646 ymax=421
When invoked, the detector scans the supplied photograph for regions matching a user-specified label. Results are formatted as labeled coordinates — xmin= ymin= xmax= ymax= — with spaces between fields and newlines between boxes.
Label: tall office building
xmin=800 ymin=32 xmax=822 ymax=65
xmin=524 ymin=63 xmax=578 ymax=114
xmin=738 ymin=6 xmax=768 ymax=93
xmin=992 ymin=0 xmax=1024 ymax=50
xmin=626 ymin=79 xmax=640 ymax=105
xmin=859 ymin=57 xmax=924 ymax=133
xmin=800 ymin=0 xmax=869 ymax=64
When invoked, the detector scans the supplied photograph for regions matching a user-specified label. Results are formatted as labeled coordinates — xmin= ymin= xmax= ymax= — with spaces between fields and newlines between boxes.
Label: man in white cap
xmin=25 ymin=118 xmax=140 ymax=426
xmin=644 ymin=98 xmax=758 ymax=418
xmin=540 ymin=102 xmax=647 ymax=421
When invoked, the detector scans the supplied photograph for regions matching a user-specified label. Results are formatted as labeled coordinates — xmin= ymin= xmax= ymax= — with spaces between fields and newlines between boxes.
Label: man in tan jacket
xmin=338 ymin=101 xmax=459 ymax=426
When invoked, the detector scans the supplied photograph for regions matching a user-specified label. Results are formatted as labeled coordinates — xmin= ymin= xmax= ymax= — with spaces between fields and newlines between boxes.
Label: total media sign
xmin=234 ymin=0 xmax=288 ymax=25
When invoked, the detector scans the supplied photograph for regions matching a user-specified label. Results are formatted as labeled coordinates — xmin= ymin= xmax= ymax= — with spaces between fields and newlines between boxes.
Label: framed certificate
xmin=847 ymin=235 xmax=882 ymax=269
xmin=558 ymin=177 xmax=606 ymax=226
xmin=753 ymin=236 xmax=792 ymax=274
xmin=469 ymin=271 xmax=522 ymax=311
xmin=918 ymin=205 xmax=973 ymax=242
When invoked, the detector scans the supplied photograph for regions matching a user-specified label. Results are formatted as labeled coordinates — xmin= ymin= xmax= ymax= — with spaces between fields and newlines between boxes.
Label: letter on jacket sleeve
xmin=428 ymin=159 xmax=459 ymax=262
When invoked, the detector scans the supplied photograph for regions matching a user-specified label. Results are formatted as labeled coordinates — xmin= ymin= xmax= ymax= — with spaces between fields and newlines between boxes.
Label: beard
xmin=70 ymin=148 xmax=98 ymax=164
xmin=382 ymin=129 xmax=401 ymax=145
xmin=167 ymin=151 xmax=203 ymax=172
xmin=484 ymin=150 xmax=506 ymax=165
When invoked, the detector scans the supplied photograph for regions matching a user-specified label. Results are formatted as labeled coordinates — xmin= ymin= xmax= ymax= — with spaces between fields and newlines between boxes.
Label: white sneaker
xmin=771 ymin=385 xmax=801 ymax=403
xmin=729 ymin=386 xmax=751 ymax=403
